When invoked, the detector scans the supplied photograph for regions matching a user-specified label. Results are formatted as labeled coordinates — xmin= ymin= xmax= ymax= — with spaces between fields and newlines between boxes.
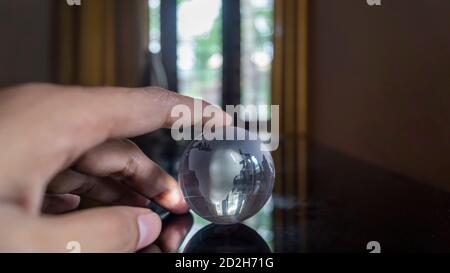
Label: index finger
xmin=64 ymin=85 xmax=231 ymax=151
xmin=39 ymin=84 xmax=230 ymax=165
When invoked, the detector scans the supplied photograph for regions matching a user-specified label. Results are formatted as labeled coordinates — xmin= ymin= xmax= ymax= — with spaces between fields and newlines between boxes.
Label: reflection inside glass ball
xmin=179 ymin=127 xmax=275 ymax=224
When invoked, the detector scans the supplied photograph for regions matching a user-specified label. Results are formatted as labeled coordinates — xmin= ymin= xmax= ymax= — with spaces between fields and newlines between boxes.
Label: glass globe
xmin=178 ymin=127 xmax=275 ymax=224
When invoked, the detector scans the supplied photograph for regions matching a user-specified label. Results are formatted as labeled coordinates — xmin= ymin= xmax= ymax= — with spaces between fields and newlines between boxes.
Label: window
xmin=149 ymin=0 xmax=162 ymax=54
xmin=149 ymin=0 xmax=273 ymax=116
xmin=241 ymin=0 xmax=274 ymax=121
xmin=177 ymin=0 xmax=223 ymax=105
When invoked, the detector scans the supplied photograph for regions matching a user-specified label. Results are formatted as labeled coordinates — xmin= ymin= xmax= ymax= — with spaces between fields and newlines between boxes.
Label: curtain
xmin=272 ymin=0 xmax=309 ymax=252
xmin=54 ymin=0 xmax=149 ymax=87
xmin=52 ymin=0 xmax=149 ymax=209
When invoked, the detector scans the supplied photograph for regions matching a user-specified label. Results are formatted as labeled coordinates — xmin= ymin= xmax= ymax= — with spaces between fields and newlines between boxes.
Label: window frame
xmin=159 ymin=0 xmax=241 ymax=108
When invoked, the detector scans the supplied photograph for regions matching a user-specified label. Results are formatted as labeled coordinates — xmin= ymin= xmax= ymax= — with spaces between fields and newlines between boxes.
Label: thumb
xmin=8 ymin=206 xmax=162 ymax=252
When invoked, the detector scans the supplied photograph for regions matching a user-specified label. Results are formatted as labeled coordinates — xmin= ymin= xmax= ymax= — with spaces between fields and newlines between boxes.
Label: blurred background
xmin=0 ymin=0 xmax=449 ymax=252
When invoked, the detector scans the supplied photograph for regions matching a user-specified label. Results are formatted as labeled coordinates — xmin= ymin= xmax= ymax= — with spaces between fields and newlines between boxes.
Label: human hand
xmin=0 ymin=83 xmax=230 ymax=252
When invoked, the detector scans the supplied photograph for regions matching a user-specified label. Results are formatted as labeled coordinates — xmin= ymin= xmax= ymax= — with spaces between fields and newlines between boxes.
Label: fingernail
xmin=137 ymin=212 xmax=161 ymax=250
xmin=167 ymin=188 xmax=190 ymax=214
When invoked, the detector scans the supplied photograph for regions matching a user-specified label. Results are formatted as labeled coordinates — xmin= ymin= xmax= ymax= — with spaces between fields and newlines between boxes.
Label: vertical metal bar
xmin=161 ymin=0 xmax=178 ymax=92
xmin=222 ymin=0 xmax=241 ymax=108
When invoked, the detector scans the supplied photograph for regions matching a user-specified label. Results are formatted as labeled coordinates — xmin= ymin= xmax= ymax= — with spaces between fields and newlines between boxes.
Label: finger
xmin=47 ymin=169 xmax=88 ymax=193
xmin=73 ymin=139 xmax=188 ymax=214
xmin=48 ymin=169 xmax=150 ymax=208
xmin=0 ymin=206 xmax=162 ymax=252
xmin=37 ymin=84 xmax=231 ymax=163
xmin=0 ymin=84 xmax=231 ymax=212
xmin=42 ymin=194 xmax=80 ymax=214
xmin=139 ymin=244 xmax=162 ymax=253
xmin=156 ymin=213 xmax=194 ymax=253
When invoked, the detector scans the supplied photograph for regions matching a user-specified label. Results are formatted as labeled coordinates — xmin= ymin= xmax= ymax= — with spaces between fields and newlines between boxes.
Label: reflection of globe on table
xmin=183 ymin=224 xmax=271 ymax=253
xmin=179 ymin=127 xmax=275 ymax=224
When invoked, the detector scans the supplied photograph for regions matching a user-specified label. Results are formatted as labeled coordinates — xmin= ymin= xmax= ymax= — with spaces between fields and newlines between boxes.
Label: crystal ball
xmin=179 ymin=127 xmax=275 ymax=224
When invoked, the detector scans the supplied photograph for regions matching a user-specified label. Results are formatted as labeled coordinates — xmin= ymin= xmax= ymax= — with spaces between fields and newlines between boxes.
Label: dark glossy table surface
xmin=146 ymin=145 xmax=450 ymax=253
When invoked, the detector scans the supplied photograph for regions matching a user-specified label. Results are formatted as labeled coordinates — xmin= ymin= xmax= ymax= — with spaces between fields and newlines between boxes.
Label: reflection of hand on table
xmin=139 ymin=213 xmax=194 ymax=253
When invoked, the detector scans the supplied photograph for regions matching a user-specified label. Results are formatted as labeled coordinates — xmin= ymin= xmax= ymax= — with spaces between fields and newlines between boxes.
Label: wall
xmin=0 ymin=0 xmax=52 ymax=88
xmin=309 ymin=0 xmax=450 ymax=190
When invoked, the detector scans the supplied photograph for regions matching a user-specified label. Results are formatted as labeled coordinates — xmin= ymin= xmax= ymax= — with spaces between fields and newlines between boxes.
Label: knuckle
xmin=136 ymin=87 xmax=184 ymax=128
xmin=155 ymin=89 xmax=173 ymax=105
xmin=119 ymin=156 xmax=139 ymax=178
xmin=113 ymin=139 xmax=144 ymax=179
xmin=143 ymin=86 xmax=178 ymax=106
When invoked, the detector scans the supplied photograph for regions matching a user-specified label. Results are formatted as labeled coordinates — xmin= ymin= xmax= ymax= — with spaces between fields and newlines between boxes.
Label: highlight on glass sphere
xmin=178 ymin=127 xmax=275 ymax=224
